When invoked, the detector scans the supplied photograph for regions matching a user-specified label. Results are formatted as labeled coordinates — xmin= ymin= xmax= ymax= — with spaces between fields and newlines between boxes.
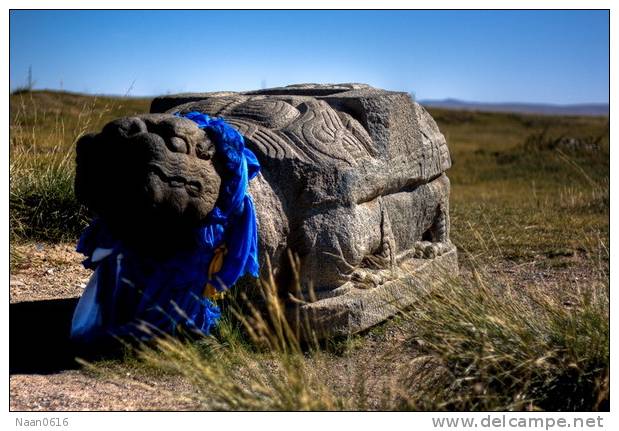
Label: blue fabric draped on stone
xmin=181 ymin=111 xmax=261 ymax=290
xmin=71 ymin=112 xmax=260 ymax=342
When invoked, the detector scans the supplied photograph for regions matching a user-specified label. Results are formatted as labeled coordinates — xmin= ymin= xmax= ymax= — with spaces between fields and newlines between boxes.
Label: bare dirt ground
xmin=9 ymin=242 xmax=600 ymax=411
xmin=10 ymin=243 xmax=90 ymax=304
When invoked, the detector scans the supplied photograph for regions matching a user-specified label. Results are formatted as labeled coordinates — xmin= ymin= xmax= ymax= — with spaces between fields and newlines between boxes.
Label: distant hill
xmin=419 ymin=98 xmax=609 ymax=117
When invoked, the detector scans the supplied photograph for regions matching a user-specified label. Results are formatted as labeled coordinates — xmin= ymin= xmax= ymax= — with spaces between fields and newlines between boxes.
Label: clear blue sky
xmin=9 ymin=10 xmax=609 ymax=104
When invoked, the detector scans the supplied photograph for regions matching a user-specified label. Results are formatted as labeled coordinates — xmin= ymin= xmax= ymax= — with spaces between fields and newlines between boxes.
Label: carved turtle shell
xmin=151 ymin=84 xmax=451 ymax=208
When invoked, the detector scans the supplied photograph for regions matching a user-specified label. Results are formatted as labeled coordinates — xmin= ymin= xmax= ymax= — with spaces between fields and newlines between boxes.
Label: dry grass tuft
xmin=136 ymin=258 xmax=349 ymax=411
xmin=395 ymin=256 xmax=609 ymax=411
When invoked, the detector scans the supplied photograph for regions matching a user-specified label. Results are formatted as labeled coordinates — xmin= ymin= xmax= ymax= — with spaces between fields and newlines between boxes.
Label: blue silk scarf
xmin=71 ymin=112 xmax=260 ymax=342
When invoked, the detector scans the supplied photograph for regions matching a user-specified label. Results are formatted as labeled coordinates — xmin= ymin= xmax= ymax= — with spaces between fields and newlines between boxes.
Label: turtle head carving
xmin=75 ymin=114 xmax=222 ymax=236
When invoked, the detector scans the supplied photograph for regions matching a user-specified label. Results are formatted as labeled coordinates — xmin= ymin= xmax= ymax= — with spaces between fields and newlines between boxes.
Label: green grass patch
xmin=427 ymin=107 xmax=609 ymax=264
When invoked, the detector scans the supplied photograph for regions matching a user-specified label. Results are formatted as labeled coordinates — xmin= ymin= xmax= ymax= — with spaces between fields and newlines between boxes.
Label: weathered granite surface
xmin=76 ymin=83 xmax=457 ymax=336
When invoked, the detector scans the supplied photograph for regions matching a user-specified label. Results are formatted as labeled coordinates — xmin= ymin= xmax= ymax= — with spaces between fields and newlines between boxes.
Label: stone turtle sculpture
xmin=75 ymin=83 xmax=457 ymax=337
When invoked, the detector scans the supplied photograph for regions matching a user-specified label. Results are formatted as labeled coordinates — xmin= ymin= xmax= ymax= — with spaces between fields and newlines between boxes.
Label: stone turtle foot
xmin=412 ymin=240 xmax=455 ymax=259
xmin=350 ymin=268 xmax=391 ymax=289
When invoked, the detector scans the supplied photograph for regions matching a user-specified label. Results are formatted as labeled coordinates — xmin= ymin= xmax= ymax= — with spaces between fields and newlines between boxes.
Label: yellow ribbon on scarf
xmin=203 ymin=244 xmax=227 ymax=300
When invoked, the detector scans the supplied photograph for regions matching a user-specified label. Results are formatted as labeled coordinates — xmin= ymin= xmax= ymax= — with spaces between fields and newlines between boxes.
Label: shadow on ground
xmin=10 ymin=298 xmax=81 ymax=374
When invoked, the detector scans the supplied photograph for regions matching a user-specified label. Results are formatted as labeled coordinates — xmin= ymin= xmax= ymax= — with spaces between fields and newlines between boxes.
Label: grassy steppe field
xmin=9 ymin=91 xmax=609 ymax=411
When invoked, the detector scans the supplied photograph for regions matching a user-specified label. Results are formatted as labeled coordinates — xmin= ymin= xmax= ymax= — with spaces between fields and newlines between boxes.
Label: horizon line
xmin=10 ymin=87 xmax=610 ymax=108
